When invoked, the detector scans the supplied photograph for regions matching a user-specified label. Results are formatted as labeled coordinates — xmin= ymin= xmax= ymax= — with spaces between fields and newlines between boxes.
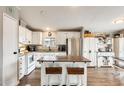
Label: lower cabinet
xmin=19 ymin=56 xmax=25 ymax=80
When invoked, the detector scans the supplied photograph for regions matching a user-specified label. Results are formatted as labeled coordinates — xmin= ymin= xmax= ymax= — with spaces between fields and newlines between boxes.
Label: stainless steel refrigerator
xmin=66 ymin=38 xmax=82 ymax=56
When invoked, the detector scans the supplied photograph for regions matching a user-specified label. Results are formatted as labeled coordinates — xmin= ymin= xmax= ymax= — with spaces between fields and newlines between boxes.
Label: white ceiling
xmin=20 ymin=6 xmax=124 ymax=32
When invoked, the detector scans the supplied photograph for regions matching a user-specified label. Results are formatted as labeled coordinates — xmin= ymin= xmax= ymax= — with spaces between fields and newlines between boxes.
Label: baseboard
xmin=87 ymin=66 xmax=112 ymax=68
xmin=100 ymin=66 xmax=112 ymax=68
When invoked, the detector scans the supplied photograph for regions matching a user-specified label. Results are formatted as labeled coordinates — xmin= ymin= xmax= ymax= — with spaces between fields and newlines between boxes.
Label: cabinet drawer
xmin=19 ymin=56 xmax=25 ymax=62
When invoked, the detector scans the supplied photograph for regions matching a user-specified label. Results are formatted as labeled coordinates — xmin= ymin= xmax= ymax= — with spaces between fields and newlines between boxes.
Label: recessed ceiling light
xmin=46 ymin=27 xmax=50 ymax=31
xmin=44 ymin=27 xmax=57 ymax=31
xmin=70 ymin=6 xmax=79 ymax=8
xmin=112 ymin=17 xmax=124 ymax=24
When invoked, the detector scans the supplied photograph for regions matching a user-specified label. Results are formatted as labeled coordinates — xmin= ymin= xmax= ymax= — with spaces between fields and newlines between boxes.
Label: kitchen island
xmin=38 ymin=56 xmax=91 ymax=86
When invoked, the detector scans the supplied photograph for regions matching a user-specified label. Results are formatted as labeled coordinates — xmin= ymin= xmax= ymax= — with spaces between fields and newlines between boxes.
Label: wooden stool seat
xmin=67 ymin=67 xmax=84 ymax=75
xmin=46 ymin=67 xmax=62 ymax=74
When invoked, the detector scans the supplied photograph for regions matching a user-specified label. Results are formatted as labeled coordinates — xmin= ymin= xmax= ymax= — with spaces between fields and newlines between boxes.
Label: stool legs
xmin=84 ymin=63 xmax=87 ymax=86
xmin=66 ymin=75 xmax=84 ymax=86
xmin=77 ymin=75 xmax=84 ymax=86
xmin=66 ymin=74 xmax=69 ymax=86
xmin=66 ymin=67 xmax=85 ymax=86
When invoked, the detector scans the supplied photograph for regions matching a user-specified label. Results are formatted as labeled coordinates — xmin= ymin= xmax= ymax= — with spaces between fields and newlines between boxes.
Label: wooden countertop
xmin=38 ymin=56 xmax=91 ymax=63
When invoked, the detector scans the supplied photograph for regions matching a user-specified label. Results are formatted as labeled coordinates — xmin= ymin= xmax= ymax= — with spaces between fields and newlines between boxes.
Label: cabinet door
xmin=83 ymin=38 xmax=97 ymax=66
xmin=83 ymin=38 xmax=90 ymax=59
xmin=39 ymin=32 xmax=42 ymax=44
xmin=25 ymin=28 xmax=32 ymax=44
xmin=28 ymin=30 xmax=32 ymax=43
xmin=56 ymin=32 xmax=67 ymax=44
xmin=32 ymin=32 xmax=42 ymax=44
xmin=19 ymin=56 xmax=25 ymax=79
xmin=89 ymin=38 xmax=97 ymax=66
xmin=19 ymin=26 xmax=26 ymax=43
xmin=89 ymin=52 xmax=97 ymax=66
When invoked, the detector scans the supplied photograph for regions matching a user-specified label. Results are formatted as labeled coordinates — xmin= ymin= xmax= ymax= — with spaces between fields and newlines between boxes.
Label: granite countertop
xmin=33 ymin=50 xmax=66 ymax=53
xmin=19 ymin=50 xmax=66 ymax=57
xmin=38 ymin=56 xmax=91 ymax=63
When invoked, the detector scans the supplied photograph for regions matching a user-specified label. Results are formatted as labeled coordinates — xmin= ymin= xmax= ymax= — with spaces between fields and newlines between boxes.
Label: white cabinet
xmin=19 ymin=26 xmax=26 ymax=43
xmin=56 ymin=32 xmax=67 ymax=44
xmin=32 ymin=32 xmax=42 ymax=44
xmin=56 ymin=32 xmax=80 ymax=44
xmin=83 ymin=38 xmax=98 ymax=66
xmin=19 ymin=26 xmax=32 ymax=44
xmin=19 ymin=56 xmax=25 ymax=79
xmin=25 ymin=28 xmax=32 ymax=44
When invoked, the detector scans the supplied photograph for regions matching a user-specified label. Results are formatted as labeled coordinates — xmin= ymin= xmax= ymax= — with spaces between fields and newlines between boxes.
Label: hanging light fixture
xmin=48 ymin=32 xmax=52 ymax=37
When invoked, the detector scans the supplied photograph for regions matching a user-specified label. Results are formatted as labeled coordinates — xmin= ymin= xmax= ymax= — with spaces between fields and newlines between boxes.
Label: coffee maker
xmin=27 ymin=45 xmax=36 ymax=51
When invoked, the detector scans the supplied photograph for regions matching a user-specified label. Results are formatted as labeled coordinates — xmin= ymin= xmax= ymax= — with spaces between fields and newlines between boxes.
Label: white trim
xmin=3 ymin=13 xmax=17 ymax=21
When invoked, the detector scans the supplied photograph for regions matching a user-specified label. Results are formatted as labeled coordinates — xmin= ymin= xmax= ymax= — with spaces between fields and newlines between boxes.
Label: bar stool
xmin=66 ymin=67 xmax=84 ymax=86
xmin=46 ymin=67 xmax=62 ymax=86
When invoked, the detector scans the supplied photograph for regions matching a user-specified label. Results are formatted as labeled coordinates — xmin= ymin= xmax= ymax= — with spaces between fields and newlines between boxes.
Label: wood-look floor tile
xmin=18 ymin=68 xmax=124 ymax=86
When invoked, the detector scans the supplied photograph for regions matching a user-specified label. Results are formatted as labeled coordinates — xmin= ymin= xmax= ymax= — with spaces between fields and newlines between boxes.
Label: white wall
xmin=0 ymin=7 xmax=3 ymax=85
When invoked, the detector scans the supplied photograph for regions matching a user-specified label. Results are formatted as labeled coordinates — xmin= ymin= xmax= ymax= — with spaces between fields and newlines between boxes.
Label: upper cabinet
xmin=56 ymin=32 xmax=67 ymax=44
xmin=19 ymin=26 xmax=26 ymax=44
xmin=19 ymin=27 xmax=80 ymax=45
xmin=25 ymin=28 xmax=32 ymax=44
xmin=56 ymin=32 xmax=80 ymax=44
xmin=19 ymin=26 xmax=32 ymax=44
xmin=32 ymin=32 xmax=42 ymax=44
